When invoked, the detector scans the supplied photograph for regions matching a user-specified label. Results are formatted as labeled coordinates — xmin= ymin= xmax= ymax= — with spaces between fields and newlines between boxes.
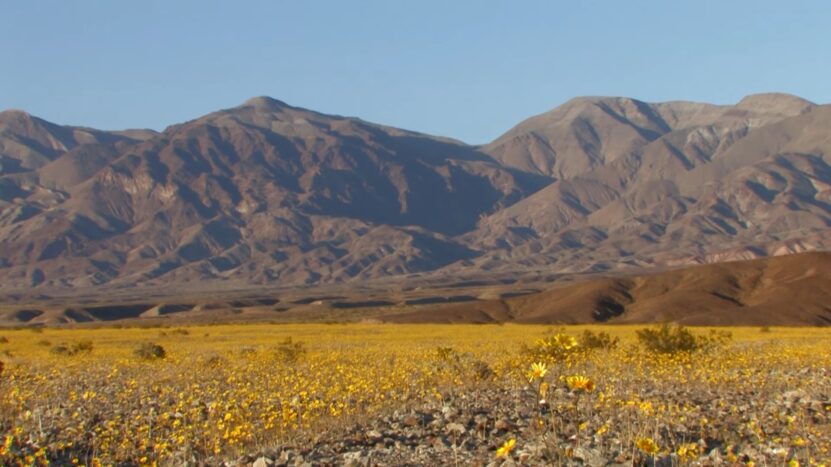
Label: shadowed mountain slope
xmin=1 ymin=93 xmax=831 ymax=306
xmin=385 ymin=252 xmax=831 ymax=325
xmin=0 ymin=98 xmax=544 ymax=290
xmin=465 ymin=95 xmax=831 ymax=275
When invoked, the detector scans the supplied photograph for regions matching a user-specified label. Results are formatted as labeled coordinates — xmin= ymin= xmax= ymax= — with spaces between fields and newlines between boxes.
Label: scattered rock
xmin=494 ymin=419 xmax=513 ymax=431
xmin=252 ymin=457 xmax=274 ymax=467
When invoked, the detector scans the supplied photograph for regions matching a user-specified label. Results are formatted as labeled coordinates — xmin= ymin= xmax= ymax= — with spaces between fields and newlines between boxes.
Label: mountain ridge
xmin=1 ymin=93 xmax=830 ymax=299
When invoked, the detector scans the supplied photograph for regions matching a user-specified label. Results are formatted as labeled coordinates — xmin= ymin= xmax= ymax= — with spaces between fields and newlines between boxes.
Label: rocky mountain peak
xmin=736 ymin=92 xmax=815 ymax=116
xmin=240 ymin=96 xmax=292 ymax=112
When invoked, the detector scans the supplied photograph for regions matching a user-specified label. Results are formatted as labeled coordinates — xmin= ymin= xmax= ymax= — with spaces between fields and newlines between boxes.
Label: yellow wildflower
xmin=530 ymin=362 xmax=548 ymax=381
xmin=677 ymin=443 xmax=699 ymax=461
xmin=496 ymin=438 xmax=516 ymax=458
xmin=636 ymin=437 xmax=660 ymax=455
xmin=566 ymin=375 xmax=595 ymax=392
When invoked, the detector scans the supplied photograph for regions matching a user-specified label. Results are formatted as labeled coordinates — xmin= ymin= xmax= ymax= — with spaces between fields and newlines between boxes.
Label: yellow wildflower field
xmin=0 ymin=324 xmax=828 ymax=465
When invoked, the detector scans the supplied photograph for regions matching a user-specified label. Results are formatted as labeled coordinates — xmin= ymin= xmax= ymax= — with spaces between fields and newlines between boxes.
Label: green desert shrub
xmin=521 ymin=333 xmax=580 ymax=363
xmin=50 ymin=344 xmax=72 ymax=356
xmin=275 ymin=337 xmax=306 ymax=363
xmin=579 ymin=330 xmax=620 ymax=350
xmin=637 ymin=324 xmax=731 ymax=354
xmin=50 ymin=340 xmax=94 ymax=356
xmin=134 ymin=342 xmax=166 ymax=360
xmin=434 ymin=346 xmax=494 ymax=381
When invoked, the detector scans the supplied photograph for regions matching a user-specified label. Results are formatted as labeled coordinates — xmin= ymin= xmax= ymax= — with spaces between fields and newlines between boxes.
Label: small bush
xmin=434 ymin=346 xmax=494 ymax=381
xmin=637 ymin=324 xmax=697 ymax=353
xmin=636 ymin=324 xmax=731 ymax=354
xmin=760 ymin=326 xmax=772 ymax=333
xmin=205 ymin=355 xmax=225 ymax=367
xmin=275 ymin=338 xmax=306 ymax=363
xmin=521 ymin=333 xmax=580 ymax=363
xmin=37 ymin=340 xmax=51 ymax=347
xmin=73 ymin=340 xmax=94 ymax=353
xmin=700 ymin=329 xmax=732 ymax=350
xmin=134 ymin=342 xmax=166 ymax=360
xmin=50 ymin=344 xmax=72 ymax=356
xmin=579 ymin=330 xmax=620 ymax=350
xmin=50 ymin=340 xmax=94 ymax=356
xmin=170 ymin=328 xmax=190 ymax=336
xmin=0 ymin=336 xmax=8 ymax=344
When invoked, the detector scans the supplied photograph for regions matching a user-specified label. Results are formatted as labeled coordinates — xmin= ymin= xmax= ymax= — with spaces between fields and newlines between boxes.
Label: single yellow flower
xmin=496 ymin=438 xmax=516 ymax=458
xmin=636 ymin=437 xmax=660 ymax=455
xmin=530 ymin=362 xmax=548 ymax=380
xmin=566 ymin=375 xmax=595 ymax=392
xmin=676 ymin=443 xmax=698 ymax=461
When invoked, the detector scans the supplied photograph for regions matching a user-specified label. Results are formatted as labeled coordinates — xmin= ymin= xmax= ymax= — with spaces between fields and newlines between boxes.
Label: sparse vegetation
xmin=133 ymin=342 xmax=166 ymax=360
xmin=49 ymin=339 xmax=93 ymax=356
xmin=636 ymin=323 xmax=731 ymax=354
xmin=579 ymin=329 xmax=619 ymax=350
xmin=520 ymin=332 xmax=579 ymax=363
xmin=0 ymin=324 xmax=827 ymax=465
xmin=434 ymin=346 xmax=494 ymax=381
xmin=275 ymin=337 xmax=306 ymax=362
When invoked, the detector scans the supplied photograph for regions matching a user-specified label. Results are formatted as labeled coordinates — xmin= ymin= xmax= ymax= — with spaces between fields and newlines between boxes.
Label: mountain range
xmin=1 ymin=93 xmax=830 ymax=297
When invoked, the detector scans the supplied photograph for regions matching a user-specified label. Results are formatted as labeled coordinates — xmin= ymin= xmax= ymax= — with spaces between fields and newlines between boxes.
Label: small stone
xmin=402 ymin=415 xmax=419 ymax=427
xmin=494 ymin=419 xmax=513 ymax=431
xmin=252 ymin=457 xmax=274 ymax=467
xmin=446 ymin=422 xmax=466 ymax=435
xmin=342 ymin=451 xmax=365 ymax=467
xmin=441 ymin=405 xmax=459 ymax=418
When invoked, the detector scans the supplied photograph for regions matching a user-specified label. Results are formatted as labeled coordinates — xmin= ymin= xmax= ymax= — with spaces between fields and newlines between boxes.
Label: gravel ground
xmin=228 ymin=378 xmax=830 ymax=466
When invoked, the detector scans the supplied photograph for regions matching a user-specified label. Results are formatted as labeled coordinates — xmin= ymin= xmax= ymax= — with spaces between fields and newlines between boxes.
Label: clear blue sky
xmin=2 ymin=1 xmax=829 ymax=144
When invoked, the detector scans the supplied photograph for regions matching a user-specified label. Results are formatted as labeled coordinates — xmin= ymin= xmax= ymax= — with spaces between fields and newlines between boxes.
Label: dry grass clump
xmin=434 ymin=346 xmax=494 ymax=382
xmin=133 ymin=342 xmax=166 ymax=360
xmin=49 ymin=340 xmax=93 ymax=356
xmin=274 ymin=337 xmax=306 ymax=363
